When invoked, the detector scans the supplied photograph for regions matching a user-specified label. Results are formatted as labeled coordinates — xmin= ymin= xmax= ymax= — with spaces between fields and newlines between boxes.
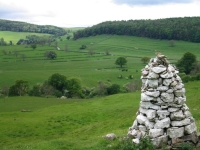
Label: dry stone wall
xmin=128 ymin=54 xmax=199 ymax=149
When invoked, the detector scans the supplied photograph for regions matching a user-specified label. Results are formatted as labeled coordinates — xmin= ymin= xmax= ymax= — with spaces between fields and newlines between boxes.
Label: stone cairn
xmin=128 ymin=53 xmax=199 ymax=149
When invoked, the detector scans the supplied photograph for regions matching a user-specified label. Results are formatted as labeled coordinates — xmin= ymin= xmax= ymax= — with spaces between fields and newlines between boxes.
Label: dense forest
xmin=73 ymin=17 xmax=200 ymax=42
xmin=0 ymin=19 xmax=67 ymax=36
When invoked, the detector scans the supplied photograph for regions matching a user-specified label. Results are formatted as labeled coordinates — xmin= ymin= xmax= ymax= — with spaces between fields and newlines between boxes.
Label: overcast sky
xmin=0 ymin=0 xmax=200 ymax=27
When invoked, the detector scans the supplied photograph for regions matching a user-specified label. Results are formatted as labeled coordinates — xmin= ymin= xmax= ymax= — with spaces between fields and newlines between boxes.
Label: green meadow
xmin=0 ymin=81 xmax=200 ymax=150
xmin=0 ymin=31 xmax=50 ymax=44
xmin=0 ymin=31 xmax=200 ymax=149
xmin=0 ymin=33 xmax=200 ymax=87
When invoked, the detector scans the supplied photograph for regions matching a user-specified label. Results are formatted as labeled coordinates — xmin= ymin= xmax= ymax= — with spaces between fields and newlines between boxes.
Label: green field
xmin=0 ymin=81 xmax=200 ymax=150
xmin=0 ymin=34 xmax=200 ymax=88
xmin=0 ymin=31 xmax=200 ymax=149
xmin=0 ymin=31 xmax=51 ymax=44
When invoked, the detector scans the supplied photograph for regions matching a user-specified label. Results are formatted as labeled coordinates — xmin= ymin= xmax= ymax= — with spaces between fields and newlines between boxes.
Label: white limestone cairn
xmin=128 ymin=53 xmax=199 ymax=149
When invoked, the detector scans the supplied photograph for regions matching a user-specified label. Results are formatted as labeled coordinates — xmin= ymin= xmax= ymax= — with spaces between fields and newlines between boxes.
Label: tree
xmin=31 ymin=43 xmax=37 ymax=49
xmin=1 ymin=85 xmax=10 ymax=97
xmin=141 ymin=57 xmax=150 ymax=64
xmin=88 ymin=50 xmax=95 ymax=56
xmin=9 ymin=80 xmax=29 ymax=96
xmin=176 ymin=52 xmax=197 ymax=74
xmin=29 ymin=83 xmax=42 ymax=96
xmin=21 ymin=54 xmax=26 ymax=61
xmin=115 ymin=57 xmax=127 ymax=68
xmin=48 ymin=73 xmax=67 ymax=92
xmin=44 ymin=51 xmax=57 ymax=59
xmin=169 ymin=40 xmax=175 ymax=47
xmin=107 ymin=84 xmax=120 ymax=95
xmin=13 ymin=51 xmax=19 ymax=58
xmin=66 ymin=35 xmax=71 ymax=40
xmin=64 ymin=44 xmax=70 ymax=52
xmin=65 ymin=77 xmax=83 ymax=98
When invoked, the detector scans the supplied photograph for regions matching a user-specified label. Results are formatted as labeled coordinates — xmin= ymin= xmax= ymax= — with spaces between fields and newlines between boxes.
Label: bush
xmin=80 ymin=45 xmax=87 ymax=50
xmin=29 ymin=84 xmax=42 ymax=96
xmin=182 ymin=75 xmax=191 ymax=83
xmin=177 ymin=142 xmax=193 ymax=150
xmin=111 ymin=137 xmax=155 ymax=150
xmin=107 ymin=84 xmax=121 ymax=95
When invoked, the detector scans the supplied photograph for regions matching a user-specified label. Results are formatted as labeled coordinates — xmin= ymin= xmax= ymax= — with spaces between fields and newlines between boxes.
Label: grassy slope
xmin=0 ymin=34 xmax=200 ymax=88
xmin=0 ymin=81 xmax=200 ymax=150
xmin=0 ymin=31 xmax=50 ymax=44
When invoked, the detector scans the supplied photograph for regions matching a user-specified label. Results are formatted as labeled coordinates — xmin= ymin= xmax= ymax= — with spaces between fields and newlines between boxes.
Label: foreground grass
xmin=0 ymin=93 xmax=140 ymax=150
xmin=0 ymin=81 xmax=200 ymax=150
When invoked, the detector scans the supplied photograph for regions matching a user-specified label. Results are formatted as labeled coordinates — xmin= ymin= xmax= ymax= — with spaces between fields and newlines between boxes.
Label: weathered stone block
xmin=170 ymin=110 xmax=185 ymax=121
xmin=174 ymin=96 xmax=186 ymax=105
xmin=145 ymin=120 xmax=155 ymax=129
xmin=141 ymin=93 xmax=155 ymax=101
xmin=136 ymin=114 xmax=147 ymax=125
xmin=145 ymin=90 xmax=160 ymax=97
xmin=174 ymin=88 xmax=185 ymax=97
xmin=160 ymin=72 xmax=174 ymax=78
xmin=147 ymin=79 xmax=158 ymax=88
xmin=139 ymin=108 xmax=156 ymax=120
xmin=167 ymin=127 xmax=184 ymax=138
xmin=152 ymin=66 xmax=166 ymax=74
xmin=138 ymin=125 xmax=147 ymax=132
xmin=147 ymin=71 xmax=159 ymax=79
xmin=157 ymin=110 xmax=170 ymax=119
xmin=140 ymin=101 xmax=161 ymax=110
xmin=161 ymin=93 xmax=174 ymax=103
xmin=157 ymin=86 xmax=169 ymax=91
xmin=151 ymin=135 xmax=168 ymax=148
xmin=168 ymin=107 xmax=180 ymax=112
xmin=149 ymin=129 xmax=164 ymax=138
xmin=185 ymin=122 xmax=197 ymax=134
xmin=163 ymin=78 xmax=172 ymax=86
xmin=171 ymin=118 xmax=190 ymax=127
xmin=154 ymin=117 xmax=170 ymax=129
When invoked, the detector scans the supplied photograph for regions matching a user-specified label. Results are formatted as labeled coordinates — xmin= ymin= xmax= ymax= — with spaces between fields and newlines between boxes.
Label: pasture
xmin=0 ymin=31 xmax=200 ymax=149
xmin=0 ymin=81 xmax=200 ymax=150
xmin=0 ymin=31 xmax=51 ymax=45
xmin=0 ymin=33 xmax=200 ymax=88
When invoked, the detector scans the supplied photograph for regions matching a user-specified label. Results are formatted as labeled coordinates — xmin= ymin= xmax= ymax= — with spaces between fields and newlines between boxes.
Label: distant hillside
xmin=0 ymin=19 xmax=67 ymax=36
xmin=73 ymin=17 xmax=200 ymax=43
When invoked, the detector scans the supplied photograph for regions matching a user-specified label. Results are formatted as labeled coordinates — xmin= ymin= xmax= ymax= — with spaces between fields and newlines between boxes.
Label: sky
xmin=0 ymin=0 xmax=200 ymax=27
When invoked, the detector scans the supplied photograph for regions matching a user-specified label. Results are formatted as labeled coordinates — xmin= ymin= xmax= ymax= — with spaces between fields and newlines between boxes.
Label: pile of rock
xmin=128 ymin=54 xmax=199 ymax=149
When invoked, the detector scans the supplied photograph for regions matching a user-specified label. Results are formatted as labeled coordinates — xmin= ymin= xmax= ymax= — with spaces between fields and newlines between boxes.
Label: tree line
xmin=73 ymin=17 xmax=200 ymax=42
xmin=0 ymin=19 xmax=67 ymax=36
xmin=0 ymin=73 xmax=141 ymax=98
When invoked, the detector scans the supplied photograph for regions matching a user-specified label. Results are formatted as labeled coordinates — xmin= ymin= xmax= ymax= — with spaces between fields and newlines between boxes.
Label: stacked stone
xmin=128 ymin=54 xmax=199 ymax=149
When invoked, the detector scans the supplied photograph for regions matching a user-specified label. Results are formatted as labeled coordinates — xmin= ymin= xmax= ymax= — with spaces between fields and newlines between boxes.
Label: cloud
xmin=112 ymin=0 xmax=194 ymax=6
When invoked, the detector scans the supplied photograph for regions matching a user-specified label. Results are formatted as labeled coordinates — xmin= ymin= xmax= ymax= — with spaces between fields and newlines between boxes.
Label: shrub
xmin=107 ymin=84 xmax=121 ymax=95
xmin=111 ymin=137 xmax=155 ymax=150
xmin=182 ymin=75 xmax=191 ymax=83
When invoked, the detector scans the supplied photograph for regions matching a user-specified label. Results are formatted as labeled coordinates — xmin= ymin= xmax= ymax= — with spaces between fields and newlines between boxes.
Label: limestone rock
xmin=136 ymin=114 xmax=147 ymax=125
xmin=160 ymin=71 xmax=173 ymax=78
xmin=147 ymin=79 xmax=158 ymax=88
xmin=185 ymin=122 xmax=197 ymax=135
xmin=152 ymin=66 xmax=166 ymax=74
xmin=104 ymin=133 xmax=116 ymax=140
xmin=128 ymin=54 xmax=198 ymax=148
xmin=151 ymin=135 xmax=168 ymax=148
xmin=170 ymin=110 xmax=185 ymax=121
xmin=161 ymin=93 xmax=174 ymax=103
xmin=149 ymin=129 xmax=164 ymax=138
xmin=171 ymin=118 xmax=190 ymax=127
xmin=157 ymin=110 xmax=170 ymax=119
xmin=167 ymin=127 xmax=184 ymax=138
xmin=145 ymin=91 xmax=160 ymax=97
xmin=154 ymin=117 xmax=170 ymax=129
